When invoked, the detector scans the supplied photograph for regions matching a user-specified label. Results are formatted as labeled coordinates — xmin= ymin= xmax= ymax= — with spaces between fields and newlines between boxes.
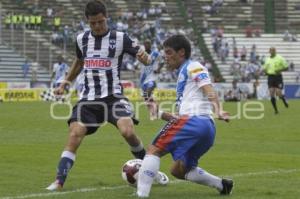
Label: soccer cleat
xmin=154 ymin=171 xmax=169 ymax=185
xmin=220 ymin=178 xmax=234 ymax=195
xmin=46 ymin=180 xmax=63 ymax=191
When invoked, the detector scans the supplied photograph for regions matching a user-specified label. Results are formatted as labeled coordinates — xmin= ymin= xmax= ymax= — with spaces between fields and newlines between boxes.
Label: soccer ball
xmin=121 ymin=159 xmax=142 ymax=186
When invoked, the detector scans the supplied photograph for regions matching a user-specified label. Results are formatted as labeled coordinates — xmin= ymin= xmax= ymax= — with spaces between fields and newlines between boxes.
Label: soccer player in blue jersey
xmin=46 ymin=0 xmax=167 ymax=191
xmin=139 ymin=39 xmax=163 ymax=120
xmin=136 ymin=35 xmax=234 ymax=197
xmin=50 ymin=56 xmax=69 ymax=89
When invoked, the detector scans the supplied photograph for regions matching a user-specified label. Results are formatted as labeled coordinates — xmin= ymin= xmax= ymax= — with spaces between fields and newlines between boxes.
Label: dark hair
xmin=163 ymin=34 xmax=191 ymax=59
xmin=85 ymin=0 xmax=107 ymax=18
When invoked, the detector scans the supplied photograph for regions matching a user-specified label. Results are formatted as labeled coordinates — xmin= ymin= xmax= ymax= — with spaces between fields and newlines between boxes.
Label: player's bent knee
xmin=170 ymin=162 xmax=186 ymax=180
xmin=117 ymin=119 xmax=135 ymax=138
xmin=120 ymin=127 xmax=134 ymax=139
xmin=170 ymin=168 xmax=185 ymax=179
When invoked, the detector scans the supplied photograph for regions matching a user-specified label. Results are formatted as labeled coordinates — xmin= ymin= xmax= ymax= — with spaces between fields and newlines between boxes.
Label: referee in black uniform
xmin=263 ymin=47 xmax=289 ymax=114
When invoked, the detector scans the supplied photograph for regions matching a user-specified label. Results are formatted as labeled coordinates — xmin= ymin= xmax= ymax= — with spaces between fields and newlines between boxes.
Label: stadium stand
xmin=203 ymin=33 xmax=300 ymax=83
xmin=184 ymin=0 xmax=264 ymax=34
xmin=1 ymin=0 xmax=299 ymax=84
xmin=0 ymin=44 xmax=50 ymax=82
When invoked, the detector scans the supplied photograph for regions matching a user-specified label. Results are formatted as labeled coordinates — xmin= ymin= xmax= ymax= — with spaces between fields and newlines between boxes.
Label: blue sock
xmin=56 ymin=151 xmax=75 ymax=185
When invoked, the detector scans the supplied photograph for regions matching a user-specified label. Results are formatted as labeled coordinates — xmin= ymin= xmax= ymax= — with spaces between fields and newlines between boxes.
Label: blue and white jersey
xmin=53 ymin=62 xmax=69 ymax=84
xmin=176 ymin=60 xmax=213 ymax=117
xmin=139 ymin=50 xmax=161 ymax=85
xmin=76 ymin=29 xmax=139 ymax=100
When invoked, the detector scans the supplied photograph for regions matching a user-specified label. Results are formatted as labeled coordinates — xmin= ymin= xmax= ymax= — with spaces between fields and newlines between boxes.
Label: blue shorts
xmin=152 ymin=115 xmax=215 ymax=169
xmin=141 ymin=81 xmax=156 ymax=92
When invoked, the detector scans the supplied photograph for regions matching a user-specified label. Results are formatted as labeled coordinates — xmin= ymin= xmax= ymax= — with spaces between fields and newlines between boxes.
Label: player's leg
xmin=137 ymin=145 xmax=167 ymax=197
xmin=275 ymin=78 xmax=289 ymax=108
xmin=268 ymin=76 xmax=279 ymax=114
xmin=47 ymin=101 xmax=101 ymax=191
xmin=276 ymin=88 xmax=289 ymax=108
xmin=137 ymin=117 xmax=190 ymax=197
xmin=116 ymin=117 xmax=146 ymax=159
xmin=142 ymin=81 xmax=158 ymax=120
xmin=171 ymin=160 xmax=233 ymax=195
xmin=171 ymin=116 xmax=233 ymax=195
xmin=108 ymin=96 xmax=146 ymax=159
xmin=269 ymin=87 xmax=278 ymax=114
xmin=46 ymin=122 xmax=87 ymax=191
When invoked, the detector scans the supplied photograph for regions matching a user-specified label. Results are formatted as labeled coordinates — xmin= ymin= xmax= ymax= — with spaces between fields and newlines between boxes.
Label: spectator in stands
xmin=30 ymin=14 xmax=36 ymax=30
xmin=240 ymin=46 xmax=247 ymax=61
xmin=283 ymin=30 xmax=292 ymax=41
xmin=35 ymin=14 xmax=42 ymax=30
xmin=53 ymin=16 xmax=61 ymax=31
xmin=289 ymin=61 xmax=295 ymax=71
xmin=230 ymin=59 xmax=242 ymax=81
xmin=233 ymin=47 xmax=239 ymax=59
xmin=245 ymin=25 xmax=253 ymax=37
xmin=202 ymin=18 xmax=208 ymax=33
xmin=4 ymin=12 xmax=12 ymax=29
xmin=224 ymin=80 xmax=242 ymax=102
xmin=47 ymin=8 xmax=54 ymax=18
xmin=254 ymin=27 xmax=261 ymax=37
xmin=249 ymin=44 xmax=257 ymax=63
xmin=31 ymin=62 xmax=38 ymax=82
xmin=21 ymin=59 xmax=30 ymax=78
xmin=283 ymin=30 xmax=298 ymax=42
xmin=296 ymin=72 xmax=300 ymax=83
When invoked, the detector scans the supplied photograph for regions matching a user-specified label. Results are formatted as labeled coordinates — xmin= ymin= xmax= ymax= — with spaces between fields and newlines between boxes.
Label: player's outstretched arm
xmin=54 ymin=58 xmax=84 ymax=95
xmin=159 ymin=111 xmax=178 ymax=121
xmin=201 ymin=84 xmax=229 ymax=122
xmin=136 ymin=49 xmax=151 ymax=65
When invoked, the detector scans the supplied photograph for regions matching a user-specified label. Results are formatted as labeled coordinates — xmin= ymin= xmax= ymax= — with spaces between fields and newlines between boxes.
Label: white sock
xmin=185 ymin=167 xmax=223 ymax=191
xmin=137 ymin=154 xmax=160 ymax=197
xmin=61 ymin=151 xmax=76 ymax=161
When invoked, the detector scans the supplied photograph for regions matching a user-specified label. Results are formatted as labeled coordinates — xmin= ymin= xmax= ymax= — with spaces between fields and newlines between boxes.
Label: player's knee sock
xmin=270 ymin=97 xmax=278 ymax=112
xmin=56 ymin=151 xmax=75 ymax=185
xmin=130 ymin=143 xmax=146 ymax=159
xmin=279 ymin=95 xmax=288 ymax=107
xmin=137 ymin=154 xmax=160 ymax=197
xmin=185 ymin=167 xmax=223 ymax=191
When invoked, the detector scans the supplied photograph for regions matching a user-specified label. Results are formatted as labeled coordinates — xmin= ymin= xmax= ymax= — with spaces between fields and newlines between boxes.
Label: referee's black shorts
xmin=267 ymin=74 xmax=283 ymax=89
xmin=68 ymin=95 xmax=139 ymax=135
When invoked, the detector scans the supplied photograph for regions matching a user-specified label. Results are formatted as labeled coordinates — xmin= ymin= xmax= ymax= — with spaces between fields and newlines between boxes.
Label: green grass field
xmin=0 ymin=100 xmax=299 ymax=199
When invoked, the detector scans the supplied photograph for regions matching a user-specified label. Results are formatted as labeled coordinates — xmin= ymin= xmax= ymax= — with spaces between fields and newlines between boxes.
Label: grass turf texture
xmin=0 ymin=100 xmax=299 ymax=199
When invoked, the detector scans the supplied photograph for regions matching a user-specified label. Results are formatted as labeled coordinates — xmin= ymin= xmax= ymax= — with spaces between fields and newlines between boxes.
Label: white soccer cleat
xmin=154 ymin=171 xmax=169 ymax=185
xmin=46 ymin=180 xmax=63 ymax=191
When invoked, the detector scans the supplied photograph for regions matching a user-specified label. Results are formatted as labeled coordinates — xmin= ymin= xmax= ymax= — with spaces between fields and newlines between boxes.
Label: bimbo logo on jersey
xmin=84 ymin=58 xmax=112 ymax=69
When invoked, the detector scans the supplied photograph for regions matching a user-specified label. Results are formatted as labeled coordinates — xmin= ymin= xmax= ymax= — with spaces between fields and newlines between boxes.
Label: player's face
xmin=164 ymin=47 xmax=183 ymax=70
xmin=87 ymin=13 xmax=108 ymax=35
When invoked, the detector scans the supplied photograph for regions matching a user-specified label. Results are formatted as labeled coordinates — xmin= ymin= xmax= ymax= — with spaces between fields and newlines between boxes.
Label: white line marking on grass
xmin=1 ymin=168 xmax=299 ymax=199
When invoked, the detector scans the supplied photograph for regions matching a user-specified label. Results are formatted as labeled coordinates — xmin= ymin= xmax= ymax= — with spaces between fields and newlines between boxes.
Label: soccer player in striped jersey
xmin=46 ymin=0 xmax=167 ymax=191
xmin=137 ymin=35 xmax=234 ymax=197
xmin=138 ymin=39 xmax=163 ymax=120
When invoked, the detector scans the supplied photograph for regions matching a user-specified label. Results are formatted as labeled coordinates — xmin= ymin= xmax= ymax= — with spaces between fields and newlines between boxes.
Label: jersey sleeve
xmin=76 ymin=41 xmax=83 ymax=60
xmin=188 ymin=63 xmax=211 ymax=88
xmin=279 ymin=56 xmax=288 ymax=70
xmin=123 ymin=33 xmax=140 ymax=57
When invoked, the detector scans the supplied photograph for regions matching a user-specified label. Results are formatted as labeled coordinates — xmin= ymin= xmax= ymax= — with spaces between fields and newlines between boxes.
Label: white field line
xmin=1 ymin=168 xmax=299 ymax=199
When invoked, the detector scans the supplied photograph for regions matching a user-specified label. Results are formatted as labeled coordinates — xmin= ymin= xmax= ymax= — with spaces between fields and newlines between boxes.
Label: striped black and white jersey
xmin=76 ymin=29 xmax=139 ymax=100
